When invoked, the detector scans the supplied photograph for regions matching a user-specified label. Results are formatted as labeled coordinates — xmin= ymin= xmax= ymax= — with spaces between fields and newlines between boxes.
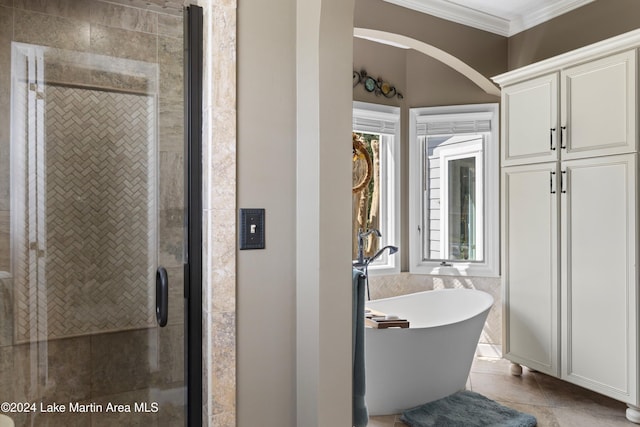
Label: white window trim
xmin=438 ymin=139 xmax=484 ymax=261
xmin=409 ymin=103 xmax=499 ymax=277
xmin=353 ymin=101 xmax=401 ymax=275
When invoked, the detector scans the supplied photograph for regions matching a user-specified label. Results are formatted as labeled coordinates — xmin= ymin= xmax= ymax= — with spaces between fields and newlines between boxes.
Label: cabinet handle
xmin=560 ymin=170 xmax=567 ymax=194
xmin=560 ymin=126 xmax=567 ymax=149
xmin=550 ymin=171 xmax=556 ymax=194
xmin=550 ymin=128 xmax=556 ymax=151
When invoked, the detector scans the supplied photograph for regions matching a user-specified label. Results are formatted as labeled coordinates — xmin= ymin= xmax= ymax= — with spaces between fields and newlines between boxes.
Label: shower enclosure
xmin=0 ymin=2 xmax=198 ymax=426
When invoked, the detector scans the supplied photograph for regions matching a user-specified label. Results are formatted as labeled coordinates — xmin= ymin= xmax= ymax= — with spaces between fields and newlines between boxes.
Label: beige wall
xmin=236 ymin=0 xmax=297 ymax=425
xmin=354 ymin=0 xmax=507 ymax=78
xmin=509 ymin=0 xmax=640 ymax=69
xmin=237 ymin=0 xmax=354 ymax=424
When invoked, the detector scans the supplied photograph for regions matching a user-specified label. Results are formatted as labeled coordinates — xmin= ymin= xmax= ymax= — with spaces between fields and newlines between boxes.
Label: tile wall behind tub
xmin=0 ymin=1 xmax=187 ymax=426
xmin=0 ymin=5 xmax=11 ymax=269
xmin=0 ymin=6 xmax=12 ymax=421
xmin=368 ymin=273 xmax=502 ymax=346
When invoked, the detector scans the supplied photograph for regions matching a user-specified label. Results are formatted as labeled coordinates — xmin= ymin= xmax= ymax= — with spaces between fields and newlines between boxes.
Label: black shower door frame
xmin=184 ymin=5 xmax=203 ymax=427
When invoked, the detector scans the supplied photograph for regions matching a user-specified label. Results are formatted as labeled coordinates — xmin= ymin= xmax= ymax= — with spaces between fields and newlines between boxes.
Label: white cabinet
xmin=561 ymin=154 xmax=637 ymax=404
xmin=502 ymin=153 xmax=638 ymax=404
xmin=502 ymin=50 xmax=636 ymax=166
xmin=502 ymin=73 xmax=558 ymax=166
xmin=494 ymin=32 xmax=640 ymax=422
xmin=501 ymin=163 xmax=559 ymax=376
xmin=561 ymin=50 xmax=637 ymax=160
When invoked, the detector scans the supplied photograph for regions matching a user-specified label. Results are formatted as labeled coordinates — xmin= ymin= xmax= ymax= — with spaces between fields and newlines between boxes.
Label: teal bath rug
xmin=400 ymin=390 xmax=537 ymax=427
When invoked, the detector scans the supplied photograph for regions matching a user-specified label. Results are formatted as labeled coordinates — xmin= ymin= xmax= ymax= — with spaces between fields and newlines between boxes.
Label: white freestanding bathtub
xmin=364 ymin=288 xmax=494 ymax=416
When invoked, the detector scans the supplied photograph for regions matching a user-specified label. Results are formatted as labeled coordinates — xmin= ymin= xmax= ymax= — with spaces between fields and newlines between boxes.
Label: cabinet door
xmin=502 ymin=163 xmax=559 ymax=375
xmin=502 ymin=73 xmax=559 ymax=166
xmin=561 ymin=154 xmax=637 ymax=404
xmin=561 ymin=50 xmax=637 ymax=160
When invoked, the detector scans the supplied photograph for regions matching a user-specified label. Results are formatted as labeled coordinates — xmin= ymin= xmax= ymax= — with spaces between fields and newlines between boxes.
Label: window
xmin=352 ymin=101 xmax=400 ymax=274
xmin=409 ymin=104 xmax=499 ymax=277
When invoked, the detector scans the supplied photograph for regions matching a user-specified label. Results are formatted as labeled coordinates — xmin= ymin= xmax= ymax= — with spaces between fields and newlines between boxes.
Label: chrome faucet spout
xmin=352 ymin=239 xmax=398 ymax=301
xmin=368 ymin=245 xmax=399 ymax=264
xmin=356 ymin=228 xmax=381 ymax=265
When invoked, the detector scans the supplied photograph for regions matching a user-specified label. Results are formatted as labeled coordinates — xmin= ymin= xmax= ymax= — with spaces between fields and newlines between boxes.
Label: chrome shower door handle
xmin=156 ymin=266 xmax=169 ymax=327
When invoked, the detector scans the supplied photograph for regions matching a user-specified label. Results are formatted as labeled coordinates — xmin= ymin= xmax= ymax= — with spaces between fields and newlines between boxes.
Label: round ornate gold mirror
xmin=352 ymin=133 xmax=372 ymax=193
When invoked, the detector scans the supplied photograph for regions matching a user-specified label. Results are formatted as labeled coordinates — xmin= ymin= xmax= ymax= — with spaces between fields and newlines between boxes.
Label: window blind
xmin=416 ymin=112 xmax=492 ymax=136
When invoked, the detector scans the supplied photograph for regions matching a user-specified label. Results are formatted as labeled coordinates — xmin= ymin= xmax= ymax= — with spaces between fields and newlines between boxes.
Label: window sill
xmin=409 ymin=261 xmax=499 ymax=278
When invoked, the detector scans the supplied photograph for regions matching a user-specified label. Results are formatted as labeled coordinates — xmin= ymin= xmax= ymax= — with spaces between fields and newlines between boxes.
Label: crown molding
xmin=511 ymin=0 xmax=595 ymax=36
xmin=492 ymin=28 xmax=640 ymax=86
xmin=384 ymin=0 xmax=594 ymax=37
xmin=385 ymin=0 xmax=510 ymax=36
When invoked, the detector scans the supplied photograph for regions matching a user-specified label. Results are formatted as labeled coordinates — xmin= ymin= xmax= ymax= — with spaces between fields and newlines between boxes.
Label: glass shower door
xmin=0 ymin=2 xmax=188 ymax=426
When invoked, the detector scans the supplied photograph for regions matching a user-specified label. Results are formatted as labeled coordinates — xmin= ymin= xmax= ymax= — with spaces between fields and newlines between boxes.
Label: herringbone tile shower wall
xmin=14 ymin=84 xmax=156 ymax=342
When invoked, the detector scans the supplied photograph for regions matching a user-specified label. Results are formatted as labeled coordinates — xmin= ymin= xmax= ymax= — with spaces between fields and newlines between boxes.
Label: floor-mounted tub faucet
xmin=353 ymin=228 xmax=398 ymax=300
xmin=355 ymin=228 xmax=381 ymax=267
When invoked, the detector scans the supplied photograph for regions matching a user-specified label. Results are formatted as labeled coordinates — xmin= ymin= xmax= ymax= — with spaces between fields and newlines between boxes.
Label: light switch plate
xmin=239 ymin=208 xmax=265 ymax=250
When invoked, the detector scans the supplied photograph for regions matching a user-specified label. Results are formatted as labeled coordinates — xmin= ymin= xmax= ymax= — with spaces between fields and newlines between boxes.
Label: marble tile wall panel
xmin=210 ymin=208 xmax=235 ymax=314
xmin=211 ymin=311 xmax=235 ymax=415
xmin=90 ymin=1 xmax=158 ymax=34
xmin=99 ymin=0 xmax=184 ymax=17
xmin=90 ymin=328 xmax=158 ymax=396
xmin=12 ymin=342 xmax=43 ymax=403
xmin=158 ymin=399 xmax=186 ymax=427
xmin=159 ymin=97 xmax=185 ymax=153
xmin=159 ymin=152 xmax=185 ymax=268
xmin=159 ymin=34 xmax=184 ymax=153
xmin=0 ymin=211 xmax=9 ymax=271
xmin=2 ymin=341 xmax=184 ymax=427
xmin=211 ymin=412 xmax=235 ymax=427
xmin=0 ymin=23 xmax=7 ymax=361
xmin=159 ymin=208 xmax=184 ymax=268
xmin=158 ymin=13 xmax=183 ymax=38
xmin=202 ymin=0 xmax=237 ymax=425
xmin=0 ymin=6 xmax=12 ymax=212
xmin=158 ymin=323 xmax=184 ymax=384
xmin=13 ymin=8 xmax=91 ymax=51
xmin=13 ymin=0 xmax=92 ymax=21
xmin=25 ymin=410 xmax=91 ymax=427
xmin=202 ymin=206 xmax=212 ymax=424
xmin=0 ymin=275 xmax=12 ymax=347
xmin=42 ymin=59 xmax=93 ymax=88
xmin=90 ymin=24 xmax=156 ymax=62
xmin=0 ymin=345 xmax=14 ymax=401
xmin=89 ymin=69 xmax=152 ymax=93
xmin=5 ymin=338 xmax=91 ymax=404
xmin=159 ymin=35 xmax=183 ymax=102
xmin=38 ymin=337 xmax=92 ymax=404
xmin=165 ymin=266 xmax=184 ymax=327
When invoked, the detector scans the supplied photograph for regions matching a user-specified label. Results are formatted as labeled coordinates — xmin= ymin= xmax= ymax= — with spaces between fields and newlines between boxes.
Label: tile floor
xmin=369 ymin=344 xmax=636 ymax=427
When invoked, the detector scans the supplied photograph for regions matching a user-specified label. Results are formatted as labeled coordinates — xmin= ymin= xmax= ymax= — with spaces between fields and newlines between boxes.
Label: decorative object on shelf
xmin=352 ymin=133 xmax=372 ymax=194
xmin=353 ymin=69 xmax=403 ymax=100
